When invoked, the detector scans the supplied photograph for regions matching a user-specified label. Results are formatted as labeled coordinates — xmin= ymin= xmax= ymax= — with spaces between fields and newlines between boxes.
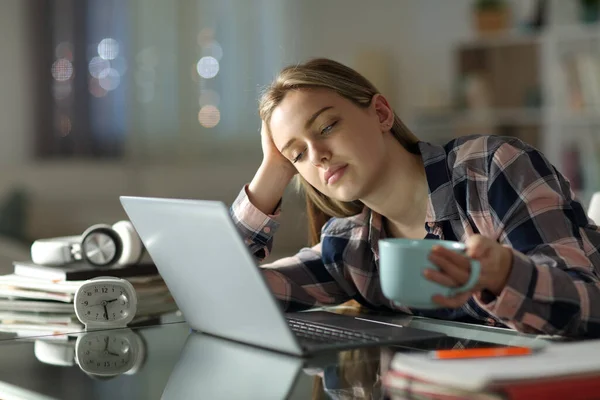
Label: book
xmin=0 ymin=311 xmax=79 ymax=325
xmin=0 ymin=300 xmax=74 ymax=313
xmin=385 ymin=340 xmax=600 ymax=399
xmin=384 ymin=372 xmax=502 ymax=400
xmin=0 ymin=287 xmax=73 ymax=303
xmin=0 ymin=274 xmax=170 ymax=303
xmin=0 ymin=303 xmax=178 ymax=339
xmin=0 ymin=274 xmax=81 ymax=294
xmin=13 ymin=260 xmax=159 ymax=282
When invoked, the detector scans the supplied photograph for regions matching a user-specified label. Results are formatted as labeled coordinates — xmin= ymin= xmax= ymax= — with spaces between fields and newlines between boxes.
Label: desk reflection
xmin=34 ymin=328 xmax=147 ymax=379
xmin=161 ymin=332 xmax=397 ymax=400
xmin=162 ymin=332 xmax=307 ymax=399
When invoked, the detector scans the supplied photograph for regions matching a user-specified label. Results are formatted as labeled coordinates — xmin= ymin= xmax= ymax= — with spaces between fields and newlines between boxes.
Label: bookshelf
xmin=413 ymin=24 xmax=600 ymax=204
xmin=543 ymin=24 xmax=600 ymax=203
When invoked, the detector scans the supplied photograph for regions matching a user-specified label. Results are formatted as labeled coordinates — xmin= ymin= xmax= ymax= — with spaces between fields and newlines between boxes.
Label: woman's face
xmin=269 ymin=88 xmax=393 ymax=202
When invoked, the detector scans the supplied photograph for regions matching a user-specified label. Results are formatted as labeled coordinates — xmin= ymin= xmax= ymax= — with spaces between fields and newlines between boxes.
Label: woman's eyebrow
xmin=280 ymin=138 xmax=297 ymax=154
xmin=304 ymin=106 xmax=333 ymax=130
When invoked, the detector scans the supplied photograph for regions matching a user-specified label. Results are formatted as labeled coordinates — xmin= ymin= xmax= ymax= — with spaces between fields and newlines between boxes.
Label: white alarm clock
xmin=74 ymin=277 xmax=137 ymax=330
xmin=74 ymin=328 xmax=146 ymax=377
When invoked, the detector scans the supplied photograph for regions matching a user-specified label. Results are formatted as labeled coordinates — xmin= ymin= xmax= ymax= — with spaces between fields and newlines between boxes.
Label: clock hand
xmin=103 ymin=305 xmax=109 ymax=320
xmin=104 ymin=336 xmax=109 ymax=351
xmin=105 ymin=298 xmax=119 ymax=303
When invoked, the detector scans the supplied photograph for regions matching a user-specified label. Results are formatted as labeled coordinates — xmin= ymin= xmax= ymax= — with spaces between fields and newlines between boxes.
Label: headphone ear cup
xmin=80 ymin=224 xmax=122 ymax=267
xmin=111 ymin=220 xmax=143 ymax=267
xmin=30 ymin=236 xmax=80 ymax=265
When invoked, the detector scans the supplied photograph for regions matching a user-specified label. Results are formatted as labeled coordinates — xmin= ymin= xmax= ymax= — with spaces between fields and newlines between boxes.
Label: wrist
xmin=491 ymin=246 xmax=513 ymax=296
xmin=247 ymin=161 xmax=295 ymax=215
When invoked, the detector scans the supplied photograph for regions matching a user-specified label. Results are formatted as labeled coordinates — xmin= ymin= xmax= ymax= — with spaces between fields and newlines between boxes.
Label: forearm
xmin=479 ymin=248 xmax=600 ymax=337
xmin=261 ymin=245 xmax=351 ymax=311
xmin=247 ymin=162 xmax=295 ymax=215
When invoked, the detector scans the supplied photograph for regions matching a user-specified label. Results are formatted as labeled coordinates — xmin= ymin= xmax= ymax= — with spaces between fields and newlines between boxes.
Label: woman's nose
xmin=308 ymin=144 xmax=331 ymax=167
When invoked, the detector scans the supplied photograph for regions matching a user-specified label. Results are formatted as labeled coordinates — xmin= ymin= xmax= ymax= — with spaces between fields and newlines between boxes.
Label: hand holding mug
xmin=425 ymin=234 xmax=513 ymax=308
xmin=379 ymin=239 xmax=481 ymax=309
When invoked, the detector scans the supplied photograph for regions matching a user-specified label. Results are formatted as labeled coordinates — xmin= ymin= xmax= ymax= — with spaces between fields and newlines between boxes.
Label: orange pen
xmin=431 ymin=346 xmax=536 ymax=360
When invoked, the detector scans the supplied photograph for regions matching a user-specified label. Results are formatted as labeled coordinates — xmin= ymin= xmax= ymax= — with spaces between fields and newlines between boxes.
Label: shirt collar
xmin=418 ymin=141 xmax=460 ymax=222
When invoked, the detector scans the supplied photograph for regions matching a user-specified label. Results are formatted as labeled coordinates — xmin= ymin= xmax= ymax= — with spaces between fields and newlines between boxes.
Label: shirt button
xmin=263 ymin=226 xmax=271 ymax=234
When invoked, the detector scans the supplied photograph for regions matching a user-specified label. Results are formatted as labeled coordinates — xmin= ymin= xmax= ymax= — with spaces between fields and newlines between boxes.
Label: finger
xmin=428 ymin=252 xmax=471 ymax=284
xmin=431 ymin=291 xmax=473 ymax=309
xmin=431 ymin=245 xmax=471 ymax=269
xmin=465 ymin=235 xmax=492 ymax=259
xmin=423 ymin=268 xmax=460 ymax=288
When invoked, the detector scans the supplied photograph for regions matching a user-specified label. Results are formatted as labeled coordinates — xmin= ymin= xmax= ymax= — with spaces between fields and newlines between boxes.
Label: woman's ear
xmin=372 ymin=94 xmax=394 ymax=131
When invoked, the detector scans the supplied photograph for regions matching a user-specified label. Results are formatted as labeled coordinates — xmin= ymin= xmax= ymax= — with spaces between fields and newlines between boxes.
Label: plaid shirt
xmin=231 ymin=135 xmax=600 ymax=337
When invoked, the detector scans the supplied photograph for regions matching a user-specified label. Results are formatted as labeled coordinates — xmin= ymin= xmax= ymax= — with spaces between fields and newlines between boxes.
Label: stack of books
xmin=383 ymin=341 xmax=600 ymax=400
xmin=0 ymin=260 xmax=177 ymax=338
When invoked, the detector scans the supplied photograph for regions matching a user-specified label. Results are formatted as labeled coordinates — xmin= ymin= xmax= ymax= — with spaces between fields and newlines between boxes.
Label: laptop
xmin=119 ymin=196 xmax=445 ymax=356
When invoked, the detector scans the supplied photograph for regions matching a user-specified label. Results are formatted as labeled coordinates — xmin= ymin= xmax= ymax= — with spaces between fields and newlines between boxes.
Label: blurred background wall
xmin=0 ymin=0 xmax=598 ymax=263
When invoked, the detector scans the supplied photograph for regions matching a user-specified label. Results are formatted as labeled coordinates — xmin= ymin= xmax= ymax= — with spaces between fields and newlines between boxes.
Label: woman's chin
xmin=329 ymin=187 xmax=360 ymax=203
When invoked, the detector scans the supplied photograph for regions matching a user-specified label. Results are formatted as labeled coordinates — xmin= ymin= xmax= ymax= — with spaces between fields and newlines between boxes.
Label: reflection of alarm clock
xmin=74 ymin=277 xmax=137 ymax=330
xmin=74 ymin=328 xmax=146 ymax=377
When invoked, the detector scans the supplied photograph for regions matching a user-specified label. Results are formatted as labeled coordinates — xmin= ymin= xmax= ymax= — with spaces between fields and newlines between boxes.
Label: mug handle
xmin=449 ymin=259 xmax=481 ymax=295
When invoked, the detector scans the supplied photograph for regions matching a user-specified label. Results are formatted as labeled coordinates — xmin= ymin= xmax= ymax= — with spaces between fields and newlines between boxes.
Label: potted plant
xmin=473 ymin=0 xmax=510 ymax=35
xmin=580 ymin=0 xmax=600 ymax=24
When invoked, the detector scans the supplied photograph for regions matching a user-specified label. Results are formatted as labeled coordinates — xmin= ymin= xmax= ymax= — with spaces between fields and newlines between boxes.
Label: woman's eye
xmin=293 ymin=150 xmax=306 ymax=163
xmin=321 ymin=121 xmax=338 ymax=135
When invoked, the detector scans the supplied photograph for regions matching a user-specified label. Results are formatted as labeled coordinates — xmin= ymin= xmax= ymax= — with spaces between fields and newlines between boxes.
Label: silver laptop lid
xmin=119 ymin=196 xmax=302 ymax=355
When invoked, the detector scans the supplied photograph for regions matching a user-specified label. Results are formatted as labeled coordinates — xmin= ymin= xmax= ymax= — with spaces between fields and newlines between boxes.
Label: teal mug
xmin=378 ymin=238 xmax=481 ymax=309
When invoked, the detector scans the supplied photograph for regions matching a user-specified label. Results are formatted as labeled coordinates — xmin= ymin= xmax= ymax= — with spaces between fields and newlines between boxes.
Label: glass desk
xmin=0 ymin=309 xmax=555 ymax=400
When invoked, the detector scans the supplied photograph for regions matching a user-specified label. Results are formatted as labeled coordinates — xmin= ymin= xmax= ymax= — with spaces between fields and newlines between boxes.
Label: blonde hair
xmin=259 ymin=58 xmax=420 ymax=245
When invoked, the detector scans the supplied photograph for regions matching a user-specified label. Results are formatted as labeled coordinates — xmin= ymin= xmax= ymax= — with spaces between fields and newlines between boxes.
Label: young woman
xmin=230 ymin=58 xmax=600 ymax=338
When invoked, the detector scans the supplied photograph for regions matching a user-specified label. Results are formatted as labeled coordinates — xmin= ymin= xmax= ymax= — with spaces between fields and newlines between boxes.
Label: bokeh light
xmin=57 ymin=115 xmax=72 ymax=137
xmin=88 ymin=56 xmax=110 ymax=78
xmin=196 ymin=56 xmax=219 ymax=79
xmin=89 ymin=78 xmax=108 ymax=98
xmin=98 ymin=38 xmax=119 ymax=60
xmin=198 ymin=105 xmax=220 ymax=128
xmin=201 ymin=41 xmax=223 ymax=61
xmin=197 ymin=27 xmax=215 ymax=47
xmin=55 ymin=42 xmax=73 ymax=62
xmin=51 ymin=59 xmax=74 ymax=81
xmin=52 ymin=82 xmax=72 ymax=100
xmin=98 ymin=68 xmax=121 ymax=91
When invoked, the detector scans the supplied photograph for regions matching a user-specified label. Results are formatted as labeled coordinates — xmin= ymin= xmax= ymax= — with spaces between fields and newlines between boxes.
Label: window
xmin=28 ymin=0 xmax=290 ymax=161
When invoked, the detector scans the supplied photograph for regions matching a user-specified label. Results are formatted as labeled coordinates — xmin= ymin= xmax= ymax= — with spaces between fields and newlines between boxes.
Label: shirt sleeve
xmin=230 ymin=185 xmax=350 ymax=311
xmin=230 ymin=185 xmax=281 ymax=261
xmin=476 ymin=141 xmax=600 ymax=337
xmin=261 ymin=243 xmax=351 ymax=311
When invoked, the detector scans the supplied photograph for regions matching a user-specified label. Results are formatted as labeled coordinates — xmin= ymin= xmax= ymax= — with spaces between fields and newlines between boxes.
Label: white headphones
xmin=31 ymin=221 xmax=144 ymax=268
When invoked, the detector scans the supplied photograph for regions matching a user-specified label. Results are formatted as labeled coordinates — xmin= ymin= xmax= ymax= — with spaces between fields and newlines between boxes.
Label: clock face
xmin=74 ymin=280 xmax=136 ymax=327
xmin=75 ymin=330 xmax=140 ymax=376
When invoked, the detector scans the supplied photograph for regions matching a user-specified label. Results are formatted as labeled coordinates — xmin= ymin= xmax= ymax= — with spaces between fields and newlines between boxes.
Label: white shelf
xmin=547 ymin=23 xmax=600 ymax=42
xmin=458 ymin=31 xmax=541 ymax=50
xmin=551 ymin=111 xmax=600 ymax=125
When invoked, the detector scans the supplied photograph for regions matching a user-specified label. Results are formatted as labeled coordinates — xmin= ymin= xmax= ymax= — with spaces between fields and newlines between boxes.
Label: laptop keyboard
xmin=286 ymin=317 xmax=382 ymax=346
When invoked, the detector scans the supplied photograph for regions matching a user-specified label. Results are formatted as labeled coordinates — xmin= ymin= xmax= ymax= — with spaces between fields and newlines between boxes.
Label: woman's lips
xmin=325 ymin=165 xmax=348 ymax=185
